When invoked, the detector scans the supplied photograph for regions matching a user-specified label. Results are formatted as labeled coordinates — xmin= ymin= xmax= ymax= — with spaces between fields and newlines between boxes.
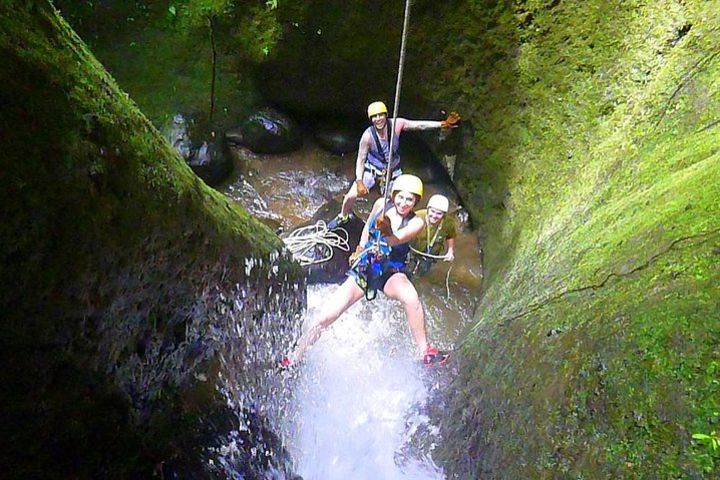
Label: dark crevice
xmin=654 ymin=50 xmax=720 ymax=129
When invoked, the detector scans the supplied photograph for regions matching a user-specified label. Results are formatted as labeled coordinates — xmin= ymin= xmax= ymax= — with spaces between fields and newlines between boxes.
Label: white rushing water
xmin=280 ymin=284 xmax=447 ymax=480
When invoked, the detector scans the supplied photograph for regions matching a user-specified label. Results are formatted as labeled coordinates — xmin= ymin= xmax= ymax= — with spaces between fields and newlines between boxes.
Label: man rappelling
xmin=327 ymin=101 xmax=461 ymax=230
xmin=407 ymin=194 xmax=458 ymax=277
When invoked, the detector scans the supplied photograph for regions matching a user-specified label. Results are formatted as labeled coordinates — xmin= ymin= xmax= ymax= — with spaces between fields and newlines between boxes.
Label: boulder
xmin=314 ymin=123 xmax=357 ymax=155
xmin=165 ymin=113 xmax=193 ymax=160
xmin=187 ymin=139 xmax=233 ymax=186
xmin=164 ymin=114 xmax=233 ymax=186
xmin=225 ymin=108 xmax=302 ymax=154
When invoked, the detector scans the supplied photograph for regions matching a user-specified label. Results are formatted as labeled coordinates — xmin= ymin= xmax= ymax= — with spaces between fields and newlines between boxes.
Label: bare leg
xmin=289 ymin=276 xmax=365 ymax=364
xmin=340 ymin=181 xmax=359 ymax=217
xmin=383 ymin=273 xmax=428 ymax=355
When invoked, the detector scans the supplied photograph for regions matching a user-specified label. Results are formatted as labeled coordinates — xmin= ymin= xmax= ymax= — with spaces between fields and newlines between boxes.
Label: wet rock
xmin=226 ymin=144 xmax=256 ymax=175
xmin=164 ymin=114 xmax=233 ymax=186
xmin=187 ymin=139 xmax=233 ymax=186
xmin=224 ymin=177 xmax=283 ymax=225
xmin=314 ymin=123 xmax=357 ymax=155
xmin=165 ymin=114 xmax=193 ymax=160
xmin=226 ymin=108 xmax=302 ymax=154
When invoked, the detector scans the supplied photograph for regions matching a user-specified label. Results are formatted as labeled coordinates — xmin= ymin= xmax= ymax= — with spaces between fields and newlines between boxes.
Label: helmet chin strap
xmin=383 ymin=0 xmax=412 ymax=208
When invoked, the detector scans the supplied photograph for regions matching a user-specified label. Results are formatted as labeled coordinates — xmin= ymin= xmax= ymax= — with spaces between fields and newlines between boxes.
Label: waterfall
xmin=279 ymin=285 xmax=446 ymax=480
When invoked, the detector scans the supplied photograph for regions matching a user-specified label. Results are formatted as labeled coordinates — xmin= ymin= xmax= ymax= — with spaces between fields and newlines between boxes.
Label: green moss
xmin=53 ymin=0 xmax=271 ymax=128
xmin=1 ymin=2 xmax=303 ymax=477
xmin=5 ymin=0 xmax=719 ymax=477
xmin=403 ymin=0 xmax=720 ymax=477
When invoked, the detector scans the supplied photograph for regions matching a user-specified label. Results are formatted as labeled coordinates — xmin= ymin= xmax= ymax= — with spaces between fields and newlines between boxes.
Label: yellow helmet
xmin=367 ymin=101 xmax=388 ymax=118
xmin=391 ymin=174 xmax=423 ymax=199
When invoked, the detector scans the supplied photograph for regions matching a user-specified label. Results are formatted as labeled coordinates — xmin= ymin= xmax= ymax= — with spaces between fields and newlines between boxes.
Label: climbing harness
xmin=366 ymin=122 xmax=402 ymax=194
xmin=350 ymin=226 xmax=393 ymax=301
xmin=282 ymin=221 xmax=350 ymax=266
xmin=351 ymin=204 xmax=415 ymax=300
xmin=368 ymin=120 xmax=398 ymax=167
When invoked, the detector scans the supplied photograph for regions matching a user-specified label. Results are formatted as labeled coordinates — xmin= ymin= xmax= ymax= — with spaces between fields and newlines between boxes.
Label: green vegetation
xmin=53 ymin=0 xmax=282 ymax=128
xmin=2 ymin=0 xmax=718 ymax=477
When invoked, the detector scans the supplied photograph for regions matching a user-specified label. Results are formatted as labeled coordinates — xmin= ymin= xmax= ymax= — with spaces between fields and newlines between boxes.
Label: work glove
xmin=349 ymin=245 xmax=363 ymax=266
xmin=355 ymin=179 xmax=369 ymax=197
xmin=440 ymin=111 xmax=461 ymax=129
xmin=376 ymin=215 xmax=393 ymax=238
xmin=444 ymin=251 xmax=455 ymax=262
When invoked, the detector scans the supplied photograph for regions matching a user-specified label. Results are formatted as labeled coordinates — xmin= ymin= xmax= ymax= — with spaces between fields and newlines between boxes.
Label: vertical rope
xmin=383 ymin=0 xmax=413 ymax=206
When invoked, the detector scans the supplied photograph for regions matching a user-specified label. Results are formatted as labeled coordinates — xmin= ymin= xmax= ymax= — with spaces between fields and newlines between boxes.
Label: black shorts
xmin=349 ymin=265 xmax=405 ymax=293
xmin=406 ymin=254 xmax=435 ymax=279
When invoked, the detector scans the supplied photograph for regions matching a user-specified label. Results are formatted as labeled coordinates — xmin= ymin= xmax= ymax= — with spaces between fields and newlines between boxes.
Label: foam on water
xmin=280 ymin=284 xmax=445 ymax=480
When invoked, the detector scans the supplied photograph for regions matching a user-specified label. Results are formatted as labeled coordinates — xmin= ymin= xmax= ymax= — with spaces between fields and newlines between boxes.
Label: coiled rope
xmin=282 ymin=221 xmax=350 ymax=266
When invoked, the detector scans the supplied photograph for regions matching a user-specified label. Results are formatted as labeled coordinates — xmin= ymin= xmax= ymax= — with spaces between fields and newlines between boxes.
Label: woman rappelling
xmin=281 ymin=174 xmax=449 ymax=368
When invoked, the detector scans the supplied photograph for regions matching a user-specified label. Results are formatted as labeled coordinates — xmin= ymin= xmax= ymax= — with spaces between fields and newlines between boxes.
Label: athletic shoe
xmin=278 ymin=356 xmax=293 ymax=370
xmin=423 ymin=346 xmax=450 ymax=366
xmin=327 ymin=213 xmax=351 ymax=230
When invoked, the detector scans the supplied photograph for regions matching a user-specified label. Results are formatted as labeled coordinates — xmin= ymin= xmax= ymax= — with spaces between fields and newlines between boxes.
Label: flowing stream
xmin=222 ymin=137 xmax=481 ymax=479
xmin=283 ymin=286 xmax=448 ymax=479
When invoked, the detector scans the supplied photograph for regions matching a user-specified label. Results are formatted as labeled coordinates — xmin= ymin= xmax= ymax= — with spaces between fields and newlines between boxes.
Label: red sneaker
xmin=423 ymin=346 xmax=450 ymax=366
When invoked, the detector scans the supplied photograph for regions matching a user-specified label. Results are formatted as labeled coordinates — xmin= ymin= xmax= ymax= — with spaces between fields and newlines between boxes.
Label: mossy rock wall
xmin=240 ymin=2 xmax=720 ymax=474
xmin=0 ymin=2 xmax=304 ymax=478
xmin=403 ymin=0 xmax=720 ymax=477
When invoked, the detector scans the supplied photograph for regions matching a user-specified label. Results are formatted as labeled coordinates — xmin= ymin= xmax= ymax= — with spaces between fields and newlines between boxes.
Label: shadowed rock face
xmin=313 ymin=123 xmax=358 ymax=155
xmin=401 ymin=2 xmax=720 ymax=479
xmin=226 ymin=108 xmax=302 ymax=154
xmin=0 ymin=3 xmax=305 ymax=478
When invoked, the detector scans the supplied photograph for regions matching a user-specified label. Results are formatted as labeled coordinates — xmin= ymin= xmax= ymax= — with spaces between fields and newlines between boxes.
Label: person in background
xmin=327 ymin=101 xmax=460 ymax=229
xmin=282 ymin=175 xmax=449 ymax=367
xmin=407 ymin=194 xmax=457 ymax=278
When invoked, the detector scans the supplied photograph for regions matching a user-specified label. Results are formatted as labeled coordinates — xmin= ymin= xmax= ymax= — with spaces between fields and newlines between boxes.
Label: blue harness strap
xmin=366 ymin=120 xmax=400 ymax=171
xmin=351 ymin=205 xmax=414 ymax=300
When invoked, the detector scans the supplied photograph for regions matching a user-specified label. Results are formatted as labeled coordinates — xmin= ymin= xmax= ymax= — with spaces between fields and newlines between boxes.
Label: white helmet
xmin=427 ymin=194 xmax=450 ymax=213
